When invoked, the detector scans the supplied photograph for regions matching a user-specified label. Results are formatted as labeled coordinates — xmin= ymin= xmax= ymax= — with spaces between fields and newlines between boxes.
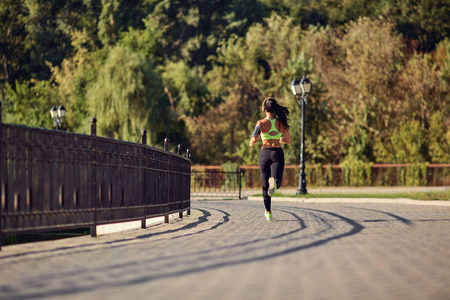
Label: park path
xmin=1 ymin=198 xmax=450 ymax=300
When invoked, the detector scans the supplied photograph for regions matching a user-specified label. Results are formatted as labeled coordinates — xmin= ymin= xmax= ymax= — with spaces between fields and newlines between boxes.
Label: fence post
xmin=90 ymin=118 xmax=97 ymax=237
xmin=177 ymin=144 xmax=183 ymax=219
xmin=238 ymin=166 xmax=242 ymax=200
xmin=187 ymin=149 xmax=191 ymax=216
xmin=0 ymin=102 xmax=2 ymax=250
xmin=164 ymin=138 xmax=170 ymax=223
xmin=90 ymin=118 xmax=97 ymax=136
xmin=141 ymin=130 xmax=147 ymax=229
xmin=141 ymin=130 xmax=147 ymax=145
xmin=164 ymin=138 xmax=169 ymax=151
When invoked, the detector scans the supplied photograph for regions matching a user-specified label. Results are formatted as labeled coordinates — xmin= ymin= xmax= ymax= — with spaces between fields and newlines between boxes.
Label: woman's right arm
xmin=280 ymin=126 xmax=291 ymax=144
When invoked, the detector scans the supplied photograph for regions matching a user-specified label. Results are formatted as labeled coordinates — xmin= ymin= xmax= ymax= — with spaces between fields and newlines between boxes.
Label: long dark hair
xmin=262 ymin=97 xmax=290 ymax=130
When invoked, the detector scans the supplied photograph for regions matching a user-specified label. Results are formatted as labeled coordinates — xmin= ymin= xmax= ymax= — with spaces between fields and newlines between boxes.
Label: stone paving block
xmin=0 ymin=199 xmax=449 ymax=300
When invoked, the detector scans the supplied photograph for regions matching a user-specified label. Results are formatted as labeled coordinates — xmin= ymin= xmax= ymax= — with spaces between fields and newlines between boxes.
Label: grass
xmin=256 ymin=190 xmax=450 ymax=201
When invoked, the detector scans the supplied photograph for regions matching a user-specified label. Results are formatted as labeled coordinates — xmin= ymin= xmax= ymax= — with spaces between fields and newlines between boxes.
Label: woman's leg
xmin=270 ymin=148 xmax=285 ymax=190
xmin=259 ymin=149 xmax=272 ymax=212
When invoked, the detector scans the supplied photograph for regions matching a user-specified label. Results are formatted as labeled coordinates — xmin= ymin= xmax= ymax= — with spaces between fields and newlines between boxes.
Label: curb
xmin=247 ymin=196 xmax=450 ymax=206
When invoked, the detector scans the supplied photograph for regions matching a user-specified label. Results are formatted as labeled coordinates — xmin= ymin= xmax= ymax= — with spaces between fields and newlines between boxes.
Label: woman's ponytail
xmin=263 ymin=98 xmax=290 ymax=130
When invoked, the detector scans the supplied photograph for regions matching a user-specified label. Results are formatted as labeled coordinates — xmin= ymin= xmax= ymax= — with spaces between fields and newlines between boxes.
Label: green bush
xmin=340 ymin=160 xmax=374 ymax=186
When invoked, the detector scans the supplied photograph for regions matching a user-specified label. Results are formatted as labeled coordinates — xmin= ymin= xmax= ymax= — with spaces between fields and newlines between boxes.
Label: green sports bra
xmin=261 ymin=118 xmax=283 ymax=140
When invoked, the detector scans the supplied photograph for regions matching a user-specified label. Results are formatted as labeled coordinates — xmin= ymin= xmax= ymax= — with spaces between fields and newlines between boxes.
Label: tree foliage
xmin=1 ymin=80 xmax=57 ymax=129
xmin=86 ymin=46 xmax=166 ymax=143
xmin=1 ymin=0 xmax=449 ymax=165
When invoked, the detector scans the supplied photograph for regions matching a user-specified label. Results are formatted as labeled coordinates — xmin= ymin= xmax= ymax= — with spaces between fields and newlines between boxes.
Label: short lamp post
xmin=290 ymin=75 xmax=312 ymax=195
xmin=50 ymin=105 xmax=66 ymax=130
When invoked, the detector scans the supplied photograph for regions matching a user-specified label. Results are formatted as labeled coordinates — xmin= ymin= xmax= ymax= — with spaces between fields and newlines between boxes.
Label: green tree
xmin=22 ymin=0 xmax=90 ymax=80
xmin=2 ymin=80 xmax=57 ymax=129
xmin=51 ymin=29 xmax=102 ymax=133
xmin=1 ymin=1 xmax=449 ymax=166
xmin=147 ymin=0 xmax=266 ymax=69
xmin=98 ymin=0 xmax=150 ymax=46
xmin=374 ymin=119 xmax=428 ymax=163
xmin=161 ymin=60 xmax=210 ymax=118
xmin=98 ymin=0 xmax=121 ymax=46
xmin=391 ymin=119 xmax=427 ymax=163
xmin=118 ymin=15 xmax=165 ymax=63
xmin=188 ymin=15 xmax=326 ymax=164
xmin=0 ymin=0 xmax=27 ymax=87
xmin=394 ymin=53 xmax=447 ymax=124
xmin=436 ymin=39 xmax=450 ymax=85
xmin=392 ymin=0 xmax=450 ymax=52
xmin=85 ymin=45 xmax=167 ymax=143
xmin=428 ymin=111 xmax=450 ymax=163
xmin=336 ymin=17 xmax=403 ymax=162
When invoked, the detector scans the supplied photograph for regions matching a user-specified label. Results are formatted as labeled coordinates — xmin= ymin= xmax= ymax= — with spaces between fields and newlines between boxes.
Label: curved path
xmin=1 ymin=199 xmax=450 ymax=300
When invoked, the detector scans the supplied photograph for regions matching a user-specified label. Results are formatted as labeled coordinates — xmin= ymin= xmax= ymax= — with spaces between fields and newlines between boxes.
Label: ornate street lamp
xmin=50 ymin=105 xmax=66 ymax=130
xmin=290 ymin=75 xmax=312 ymax=195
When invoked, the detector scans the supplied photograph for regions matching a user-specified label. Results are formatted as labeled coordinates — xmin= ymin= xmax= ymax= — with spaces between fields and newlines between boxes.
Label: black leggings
xmin=259 ymin=148 xmax=285 ymax=212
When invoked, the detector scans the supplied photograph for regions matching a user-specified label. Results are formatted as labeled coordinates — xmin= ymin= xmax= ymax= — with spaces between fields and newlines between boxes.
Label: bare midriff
xmin=261 ymin=139 xmax=282 ymax=148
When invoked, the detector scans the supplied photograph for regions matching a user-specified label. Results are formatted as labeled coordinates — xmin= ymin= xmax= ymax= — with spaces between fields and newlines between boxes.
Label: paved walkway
xmin=1 ymin=197 xmax=450 ymax=300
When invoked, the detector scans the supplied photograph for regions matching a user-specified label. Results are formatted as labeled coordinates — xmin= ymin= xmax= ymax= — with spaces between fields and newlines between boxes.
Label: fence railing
xmin=191 ymin=168 xmax=243 ymax=199
xmin=192 ymin=163 xmax=450 ymax=190
xmin=0 ymin=114 xmax=191 ymax=249
xmin=240 ymin=164 xmax=450 ymax=187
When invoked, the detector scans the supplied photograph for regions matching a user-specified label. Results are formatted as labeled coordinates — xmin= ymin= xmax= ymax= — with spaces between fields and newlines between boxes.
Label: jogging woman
xmin=249 ymin=97 xmax=291 ymax=221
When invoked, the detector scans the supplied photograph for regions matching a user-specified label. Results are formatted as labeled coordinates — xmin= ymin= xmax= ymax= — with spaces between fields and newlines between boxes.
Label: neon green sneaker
xmin=265 ymin=211 xmax=272 ymax=221
xmin=268 ymin=177 xmax=276 ymax=196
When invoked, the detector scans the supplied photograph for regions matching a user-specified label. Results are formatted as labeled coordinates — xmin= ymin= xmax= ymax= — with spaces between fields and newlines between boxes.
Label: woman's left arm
xmin=280 ymin=127 xmax=291 ymax=144
xmin=249 ymin=121 xmax=261 ymax=147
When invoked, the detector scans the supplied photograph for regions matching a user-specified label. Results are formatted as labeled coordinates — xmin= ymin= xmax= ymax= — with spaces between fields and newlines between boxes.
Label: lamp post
xmin=290 ymin=75 xmax=312 ymax=195
xmin=50 ymin=105 xmax=66 ymax=130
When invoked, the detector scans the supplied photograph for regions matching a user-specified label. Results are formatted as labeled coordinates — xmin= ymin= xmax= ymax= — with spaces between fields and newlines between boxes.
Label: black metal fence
xmin=191 ymin=168 xmax=243 ymax=199
xmin=0 ymin=115 xmax=191 ymax=249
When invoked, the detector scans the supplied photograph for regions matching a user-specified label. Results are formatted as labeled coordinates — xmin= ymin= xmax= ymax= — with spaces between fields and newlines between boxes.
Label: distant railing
xmin=192 ymin=163 xmax=450 ymax=189
xmin=0 ymin=110 xmax=191 ymax=249
xmin=191 ymin=167 xmax=243 ymax=199
xmin=241 ymin=164 xmax=450 ymax=187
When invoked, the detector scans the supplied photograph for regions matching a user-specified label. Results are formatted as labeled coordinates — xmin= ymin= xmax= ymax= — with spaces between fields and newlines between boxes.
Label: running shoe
xmin=268 ymin=177 xmax=276 ymax=196
xmin=265 ymin=211 xmax=272 ymax=221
